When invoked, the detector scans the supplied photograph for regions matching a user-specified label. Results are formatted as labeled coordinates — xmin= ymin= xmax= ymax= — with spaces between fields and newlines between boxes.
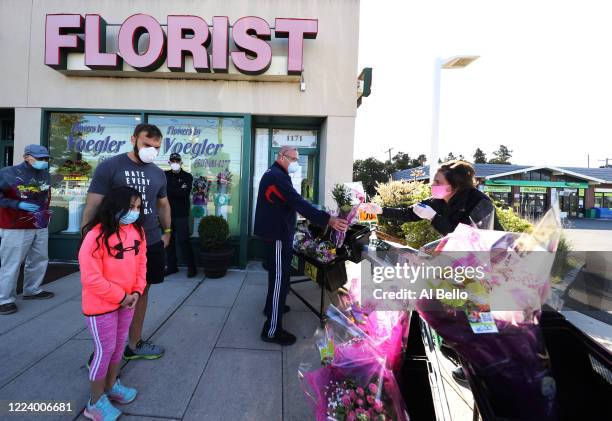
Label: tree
xmin=489 ymin=145 xmax=513 ymax=164
xmin=390 ymin=151 xmax=412 ymax=171
xmin=473 ymin=148 xmax=487 ymax=163
xmin=353 ymin=157 xmax=389 ymax=198
xmin=412 ymin=154 xmax=427 ymax=167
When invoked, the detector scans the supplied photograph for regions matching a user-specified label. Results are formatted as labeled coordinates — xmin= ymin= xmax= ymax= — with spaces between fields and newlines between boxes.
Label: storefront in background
xmin=395 ymin=165 xmax=612 ymax=220
xmin=1 ymin=0 xmax=364 ymax=266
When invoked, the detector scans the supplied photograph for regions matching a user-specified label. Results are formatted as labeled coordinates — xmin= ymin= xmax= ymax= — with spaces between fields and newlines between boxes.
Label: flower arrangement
xmin=324 ymin=377 xmax=396 ymax=421
xmin=411 ymin=208 xmax=563 ymax=420
xmin=331 ymin=184 xmax=366 ymax=248
xmin=216 ymin=168 xmax=232 ymax=189
xmin=57 ymin=159 xmax=92 ymax=177
xmin=300 ymin=349 xmax=409 ymax=421
xmin=192 ymin=176 xmax=211 ymax=206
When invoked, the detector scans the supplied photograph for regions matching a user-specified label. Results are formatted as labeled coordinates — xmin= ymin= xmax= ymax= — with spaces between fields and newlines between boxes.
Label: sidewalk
xmin=0 ymin=263 xmax=328 ymax=421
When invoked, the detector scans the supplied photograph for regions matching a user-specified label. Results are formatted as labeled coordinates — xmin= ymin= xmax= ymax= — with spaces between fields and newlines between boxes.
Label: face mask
xmin=118 ymin=210 xmax=140 ymax=225
xmin=137 ymin=146 xmax=158 ymax=164
xmin=31 ymin=160 xmax=48 ymax=170
xmin=287 ymin=161 xmax=300 ymax=174
xmin=170 ymin=163 xmax=181 ymax=172
xmin=431 ymin=184 xmax=453 ymax=199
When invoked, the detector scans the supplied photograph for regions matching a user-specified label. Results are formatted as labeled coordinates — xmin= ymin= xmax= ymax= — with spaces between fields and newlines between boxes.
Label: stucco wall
xmin=1 ymin=0 xmax=360 ymax=208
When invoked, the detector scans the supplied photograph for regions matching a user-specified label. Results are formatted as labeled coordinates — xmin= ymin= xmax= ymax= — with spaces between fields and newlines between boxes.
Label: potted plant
xmin=198 ymin=215 xmax=234 ymax=278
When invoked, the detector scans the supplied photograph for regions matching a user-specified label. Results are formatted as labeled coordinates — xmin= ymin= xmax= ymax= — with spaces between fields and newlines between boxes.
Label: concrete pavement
xmin=0 ymin=264 xmax=327 ymax=421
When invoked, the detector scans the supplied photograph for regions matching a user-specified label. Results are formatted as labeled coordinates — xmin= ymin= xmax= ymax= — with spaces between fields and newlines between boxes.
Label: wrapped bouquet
xmin=300 ymin=339 xmax=409 ymax=421
xmin=411 ymin=208 xmax=563 ymax=420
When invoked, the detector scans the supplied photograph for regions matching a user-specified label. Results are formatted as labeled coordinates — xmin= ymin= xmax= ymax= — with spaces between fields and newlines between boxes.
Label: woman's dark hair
xmin=437 ymin=160 xmax=476 ymax=191
xmin=81 ymin=186 xmax=144 ymax=255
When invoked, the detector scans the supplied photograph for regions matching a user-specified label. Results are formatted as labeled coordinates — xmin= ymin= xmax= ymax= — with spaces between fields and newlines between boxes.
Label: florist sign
xmin=45 ymin=14 xmax=317 ymax=77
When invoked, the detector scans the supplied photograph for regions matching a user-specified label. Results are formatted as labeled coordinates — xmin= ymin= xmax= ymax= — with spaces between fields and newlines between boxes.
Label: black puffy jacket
xmin=382 ymin=187 xmax=503 ymax=235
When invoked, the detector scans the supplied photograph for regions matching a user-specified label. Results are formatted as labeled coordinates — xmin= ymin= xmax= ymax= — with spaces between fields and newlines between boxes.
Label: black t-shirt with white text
xmin=88 ymin=153 xmax=167 ymax=244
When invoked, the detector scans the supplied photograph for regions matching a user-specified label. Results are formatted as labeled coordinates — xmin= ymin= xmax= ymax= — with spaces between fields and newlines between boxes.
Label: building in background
xmin=0 ymin=0 xmax=366 ymax=265
xmin=393 ymin=164 xmax=612 ymax=220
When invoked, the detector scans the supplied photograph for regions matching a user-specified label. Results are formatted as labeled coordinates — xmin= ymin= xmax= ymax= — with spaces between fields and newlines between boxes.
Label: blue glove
xmin=17 ymin=202 xmax=40 ymax=213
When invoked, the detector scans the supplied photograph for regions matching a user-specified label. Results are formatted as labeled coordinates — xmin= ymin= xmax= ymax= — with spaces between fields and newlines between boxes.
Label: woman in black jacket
xmin=382 ymin=160 xmax=502 ymax=385
xmin=382 ymin=160 xmax=502 ymax=233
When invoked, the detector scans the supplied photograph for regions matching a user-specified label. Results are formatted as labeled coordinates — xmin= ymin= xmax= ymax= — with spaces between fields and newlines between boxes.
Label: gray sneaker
xmin=123 ymin=340 xmax=165 ymax=360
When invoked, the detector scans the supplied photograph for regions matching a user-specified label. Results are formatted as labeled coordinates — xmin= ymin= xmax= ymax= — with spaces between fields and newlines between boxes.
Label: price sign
xmin=358 ymin=210 xmax=377 ymax=223
xmin=304 ymin=262 xmax=318 ymax=283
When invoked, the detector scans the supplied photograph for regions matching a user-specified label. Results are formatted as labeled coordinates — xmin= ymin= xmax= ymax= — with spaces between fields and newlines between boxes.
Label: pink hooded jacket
xmin=78 ymin=224 xmax=147 ymax=316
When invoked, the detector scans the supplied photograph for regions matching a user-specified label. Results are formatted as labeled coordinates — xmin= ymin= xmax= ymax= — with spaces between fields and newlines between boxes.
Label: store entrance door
xmin=559 ymin=189 xmax=579 ymax=218
xmin=520 ymin=193 xmax=547 ymax=221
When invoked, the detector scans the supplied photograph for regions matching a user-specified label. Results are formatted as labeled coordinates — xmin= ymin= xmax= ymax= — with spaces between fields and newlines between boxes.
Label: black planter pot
xmin=199 ymin=247 xmax=234 ymax=278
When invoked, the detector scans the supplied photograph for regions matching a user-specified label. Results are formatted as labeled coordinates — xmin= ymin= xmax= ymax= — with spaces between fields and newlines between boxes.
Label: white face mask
xmin=170 ymin=163 xmax=181 ymax=172
xmin=138 ymin=146 xmax=158 ymax=164
xmin=287 ymin=161 xmax=300 ymax=174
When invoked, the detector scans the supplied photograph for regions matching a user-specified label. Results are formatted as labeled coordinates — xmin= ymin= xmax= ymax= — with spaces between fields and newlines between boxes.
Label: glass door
xmin=521 ymin=193 xmax=547 ymax=221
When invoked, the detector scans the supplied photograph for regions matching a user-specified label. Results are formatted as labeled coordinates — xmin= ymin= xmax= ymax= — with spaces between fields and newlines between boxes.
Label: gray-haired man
xmin=0 ymin=145 xmax=54 ymax=315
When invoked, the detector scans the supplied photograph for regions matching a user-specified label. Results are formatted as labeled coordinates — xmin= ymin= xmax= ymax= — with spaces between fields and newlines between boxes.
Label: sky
xmin=354 ymin=0 xmax=612 ymax=168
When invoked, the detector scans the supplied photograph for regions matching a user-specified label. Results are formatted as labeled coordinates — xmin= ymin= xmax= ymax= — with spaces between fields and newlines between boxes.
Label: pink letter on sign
xmin=84 ymin=15 xmax=121 ymax=70
xmin=211 ymin=16 xmax=229 ymax=72
xmin=45 ymin=14 xmax=84 ymax=70
xmin=167 ymin=16 xmax=210 ymax=72
xmin=231 ymin=17 xmax=272 ymax=75
xmin=275 ymin=18 xmax=318 ymax=75
xmin=118 ymin=14 xmax=166 ymax=71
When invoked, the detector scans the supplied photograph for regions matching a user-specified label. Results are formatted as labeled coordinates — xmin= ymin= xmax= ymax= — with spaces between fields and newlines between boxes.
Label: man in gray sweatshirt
xmin=0 ymin=145 xmax=54 ymax=315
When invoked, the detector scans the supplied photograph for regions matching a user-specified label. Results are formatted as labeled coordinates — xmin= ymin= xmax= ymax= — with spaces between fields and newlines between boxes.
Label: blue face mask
xmin=31 ymin=160 xmax=48 ymax=170
xmin=118 ymin=210 xmax=140 ymax=225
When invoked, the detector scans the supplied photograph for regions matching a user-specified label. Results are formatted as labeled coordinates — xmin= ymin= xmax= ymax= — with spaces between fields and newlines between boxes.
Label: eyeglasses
xmin=283 ymin=154 xmax=299 ymax=163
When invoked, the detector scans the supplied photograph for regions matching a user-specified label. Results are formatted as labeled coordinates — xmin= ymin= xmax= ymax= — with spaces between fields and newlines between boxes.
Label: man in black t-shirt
xmin=164 ymin=153 xmax=196 ymax=278
xmin=82 ymin=124 xmax=170 ymax=361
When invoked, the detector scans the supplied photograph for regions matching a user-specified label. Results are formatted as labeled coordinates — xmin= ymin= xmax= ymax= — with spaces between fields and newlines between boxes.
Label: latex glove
xmin=17 ymin=202 xmax=40 ymax=213
xmin=412 ymin=203 xmax=436 ymax=221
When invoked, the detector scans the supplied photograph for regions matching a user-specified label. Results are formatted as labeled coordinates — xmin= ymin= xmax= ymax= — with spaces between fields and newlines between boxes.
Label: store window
xmin=48 ymin=112 xmax=140 ymax=233
xmin=147 ymin=115 xmax=244 ymax=236
xmin=48 ymin=112 xmax=244 ymax=236
xmin=594 ymin=193 xmax=612 ymax=209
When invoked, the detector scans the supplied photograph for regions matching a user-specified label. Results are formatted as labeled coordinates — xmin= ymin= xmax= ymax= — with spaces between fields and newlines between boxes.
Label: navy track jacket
xmin=254 ymin=162 xmax=330 ymax=241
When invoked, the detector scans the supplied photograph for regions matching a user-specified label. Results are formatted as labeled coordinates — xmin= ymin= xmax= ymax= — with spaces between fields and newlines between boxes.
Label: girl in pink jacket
xmin=79 ymin=186 xmax=147 ymax=421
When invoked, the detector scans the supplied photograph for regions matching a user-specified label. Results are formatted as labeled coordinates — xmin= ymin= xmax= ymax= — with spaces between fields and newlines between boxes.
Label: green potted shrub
xmin=198 ymin=215 xmax=234 ymax=278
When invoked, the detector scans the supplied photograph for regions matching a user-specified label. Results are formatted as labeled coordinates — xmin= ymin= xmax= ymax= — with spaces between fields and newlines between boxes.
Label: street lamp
xmin=430 ymin=55 xmax=479 ymax=183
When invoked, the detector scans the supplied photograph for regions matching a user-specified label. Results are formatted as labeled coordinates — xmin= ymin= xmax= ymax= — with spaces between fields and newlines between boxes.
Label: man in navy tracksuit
xmin=254 ymin=146 xmax=348 ymax=346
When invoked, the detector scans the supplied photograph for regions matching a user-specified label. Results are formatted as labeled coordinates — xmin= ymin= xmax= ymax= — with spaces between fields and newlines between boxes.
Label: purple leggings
xmin=86 ymin=307 xmax=134 ymax=381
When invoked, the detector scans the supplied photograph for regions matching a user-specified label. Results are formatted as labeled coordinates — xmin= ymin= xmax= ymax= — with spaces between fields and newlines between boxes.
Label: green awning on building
xmin=485 ymin=179 xmax=589 ymax=188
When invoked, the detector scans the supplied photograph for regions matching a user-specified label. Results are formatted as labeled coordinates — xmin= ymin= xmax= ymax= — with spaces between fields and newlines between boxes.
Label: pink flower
xmin=349 ymin=390 xmax=356 ymax=400
xmin=368 ymin=383 xmax=378 ymax=395
xmin=367 ymin=395 xmax=375 ymax=405
xmin=342 ymin=395 xmax=352 ymax=407
xmin=347 ymin=411 xmax=356 ymax=421
xmin=357 ymin=399 xmax=364 ymax=407
xmin=373 ymin=400 xmax=383 ymax=412
xmin=357 ymin=387 xmax=365 ymax=396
